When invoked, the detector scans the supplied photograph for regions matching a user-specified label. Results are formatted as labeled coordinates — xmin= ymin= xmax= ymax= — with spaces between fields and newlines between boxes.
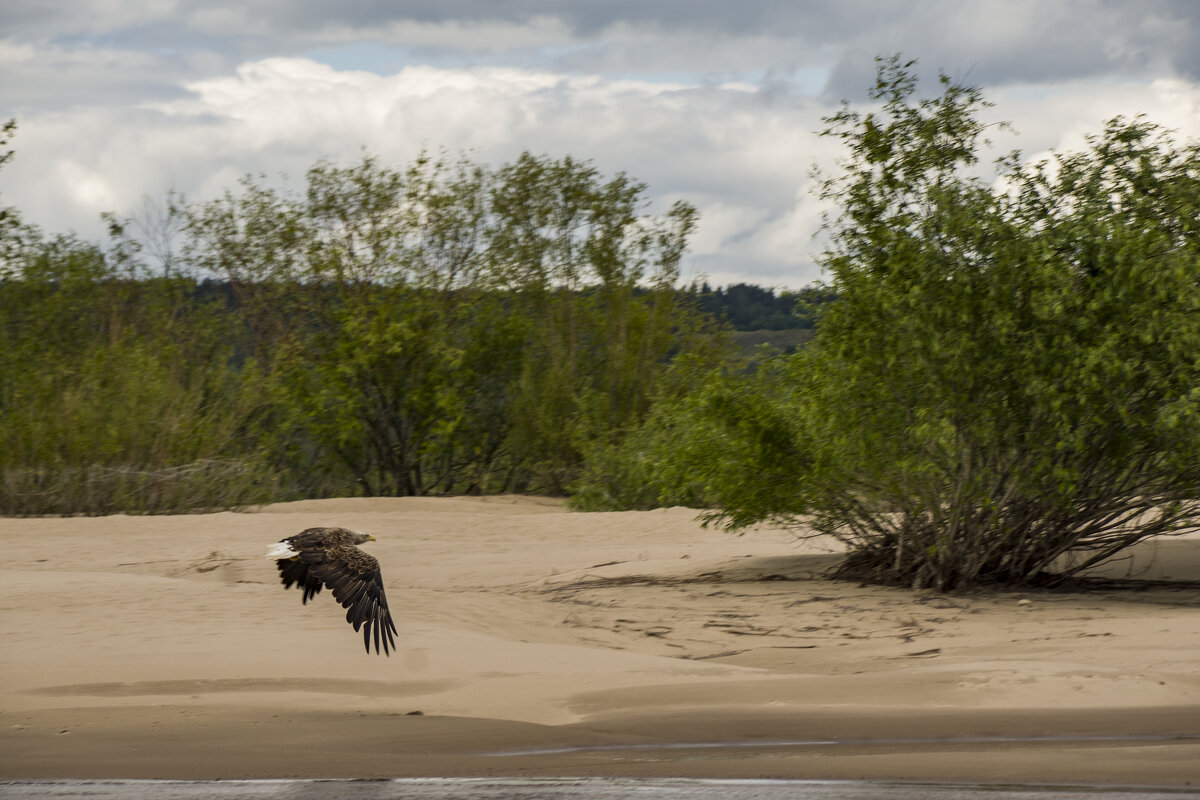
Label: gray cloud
xmin=7 ymin=1 xmax=1197 ymax=81
xmin=2 ymin=0 xmax=1198 ymax=288
xmin=5 ymin=1 xmax=1197 ymax=119
xmin=818 ymin=1 xmax=1200 ymax=99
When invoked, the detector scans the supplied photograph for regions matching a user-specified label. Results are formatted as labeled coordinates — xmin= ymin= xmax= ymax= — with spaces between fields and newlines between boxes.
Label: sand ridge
xmin=1 ymin=496 xmax=1198 ymax=784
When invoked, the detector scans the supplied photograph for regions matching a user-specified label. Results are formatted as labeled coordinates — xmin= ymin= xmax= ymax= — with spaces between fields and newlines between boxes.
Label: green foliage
xmin=178 ymin=151 xmax=720 ymax=499
xmin=3 ymin=136 xmax=721 ymax=513
xmin=657 ymin=57 xmax=1200 ymax=589
xmin=1 ymin=120 xmax=43 ymax=279
xmin=490 ymin=154 xmax=706 ymax=491
xmin=1 ymin=124 xmax=275 ymax=514
xmin=0 ymin=235 xmax=276 ymax=514
xmin=570 ymin=354 xmax=802 ymax=512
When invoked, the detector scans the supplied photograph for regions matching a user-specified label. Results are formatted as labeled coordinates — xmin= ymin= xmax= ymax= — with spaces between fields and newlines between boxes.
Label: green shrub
xmin=662 ymin=58 xmax=1200 ymax=590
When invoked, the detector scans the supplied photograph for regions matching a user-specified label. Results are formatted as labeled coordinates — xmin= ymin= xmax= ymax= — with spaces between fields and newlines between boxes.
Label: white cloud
xmin=53 ymin=159 xmax=120 ymax=213
xmin=5 ymin=58 xmax=837 ymax=285
xmin=992 ymin=77 xmax=1200 ymax=160
xmin=3 ymin=1 xmax=1200 ymax=288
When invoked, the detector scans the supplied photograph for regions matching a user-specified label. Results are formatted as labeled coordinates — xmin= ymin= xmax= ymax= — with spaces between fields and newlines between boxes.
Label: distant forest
xmin=688 ymin=282 xmax=833 ymax=331
xmin=187 ymin=278 xmax=829 ymax=332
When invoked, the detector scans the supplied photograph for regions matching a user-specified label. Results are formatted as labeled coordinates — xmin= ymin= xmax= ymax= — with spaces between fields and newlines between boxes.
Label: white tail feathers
xmin=266 ymin=542 xmax=297 ymax=559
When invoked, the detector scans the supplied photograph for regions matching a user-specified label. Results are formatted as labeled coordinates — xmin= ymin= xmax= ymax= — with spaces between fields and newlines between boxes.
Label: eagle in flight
xmin=267 ymin=527 xmax=398 ymax=655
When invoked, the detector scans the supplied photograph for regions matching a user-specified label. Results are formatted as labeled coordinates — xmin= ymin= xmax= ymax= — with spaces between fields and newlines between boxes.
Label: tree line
xmin=1 ymin=148 xmax=737 ymax=512
xmin=3 ymin=57 xmax=1198 ymax=590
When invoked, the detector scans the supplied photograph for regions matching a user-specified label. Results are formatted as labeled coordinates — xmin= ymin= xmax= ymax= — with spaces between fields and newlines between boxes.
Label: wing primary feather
xmin=346 ymin=579 xmax=367 ymax=603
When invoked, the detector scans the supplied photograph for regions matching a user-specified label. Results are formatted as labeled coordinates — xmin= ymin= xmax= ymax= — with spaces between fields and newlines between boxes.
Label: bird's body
xmin=268 ymin=527 xmax=398 ymax=655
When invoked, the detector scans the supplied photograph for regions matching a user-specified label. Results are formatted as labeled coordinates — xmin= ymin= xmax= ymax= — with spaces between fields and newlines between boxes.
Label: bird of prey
xmin=267 ymin=527 xmax=398 ymax=655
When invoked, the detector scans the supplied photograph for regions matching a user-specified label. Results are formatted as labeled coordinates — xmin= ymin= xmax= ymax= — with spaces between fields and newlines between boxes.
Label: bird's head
xmin=351 ymin=531 xmax=376 ymax=545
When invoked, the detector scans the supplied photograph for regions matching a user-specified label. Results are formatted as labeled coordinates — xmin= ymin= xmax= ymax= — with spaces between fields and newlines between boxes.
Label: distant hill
xmin=685 ymin=282 xmax=833 ymax=332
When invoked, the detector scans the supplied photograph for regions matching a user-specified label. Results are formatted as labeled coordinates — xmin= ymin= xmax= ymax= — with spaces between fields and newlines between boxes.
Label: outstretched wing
xmin=301 ymin=544 xmax=398 ymax=656
xmin=276 ymin=556 xmax=323 ymax=604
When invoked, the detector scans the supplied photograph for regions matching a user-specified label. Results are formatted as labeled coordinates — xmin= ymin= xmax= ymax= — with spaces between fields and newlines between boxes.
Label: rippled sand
xmin=2 ymin=497 xmax=1198 ymax=785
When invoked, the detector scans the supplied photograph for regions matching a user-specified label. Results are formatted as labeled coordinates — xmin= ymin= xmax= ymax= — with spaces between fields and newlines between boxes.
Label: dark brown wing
xmin=276 ymin=556 xmax=323 ymax=604
xmin=301 ymin=544 xmax=398 ymax=655
xmin=275 ymin=528 xmax=355 ymax=604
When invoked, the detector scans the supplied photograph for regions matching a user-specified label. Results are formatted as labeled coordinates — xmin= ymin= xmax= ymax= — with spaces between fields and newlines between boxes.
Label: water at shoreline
xmin=2 ymin=779 xmax=1197 ymax=800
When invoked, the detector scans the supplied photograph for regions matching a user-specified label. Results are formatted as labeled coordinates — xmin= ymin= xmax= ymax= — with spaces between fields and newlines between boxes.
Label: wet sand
xmin=1 ymin=497 xmax=1198 ymax=785
xmin=2 ymin=779 xmax=1197 ymax=800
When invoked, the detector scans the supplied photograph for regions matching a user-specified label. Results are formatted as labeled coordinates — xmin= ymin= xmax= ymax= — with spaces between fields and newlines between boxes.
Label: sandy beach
xmin=1 ymin=496 xmax=1198 ymax=786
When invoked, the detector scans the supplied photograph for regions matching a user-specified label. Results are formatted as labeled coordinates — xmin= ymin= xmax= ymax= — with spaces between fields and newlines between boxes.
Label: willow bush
xmin=634 ymin=58 xmax=1200 ymax=589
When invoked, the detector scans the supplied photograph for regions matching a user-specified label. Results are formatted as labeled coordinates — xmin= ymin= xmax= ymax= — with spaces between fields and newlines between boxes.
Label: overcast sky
xmin=2 ymin=1 xmax=1198 ymax=288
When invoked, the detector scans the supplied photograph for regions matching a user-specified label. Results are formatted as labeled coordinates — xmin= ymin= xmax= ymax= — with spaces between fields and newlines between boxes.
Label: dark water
xmin=2 ymin=779 xmax=1197 ymax=800
xmin=484 ymin=733 xmax=1193 ymax=757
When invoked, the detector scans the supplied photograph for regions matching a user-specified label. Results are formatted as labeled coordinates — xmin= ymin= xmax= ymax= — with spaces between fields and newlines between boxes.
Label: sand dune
xmin=1 ymin=496 xmax=1198 ymax=785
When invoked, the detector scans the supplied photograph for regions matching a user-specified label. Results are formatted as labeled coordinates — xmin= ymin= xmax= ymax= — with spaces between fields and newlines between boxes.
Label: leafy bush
xmin=2 ymin=146 xmax=723 ymax=513
xmin=659 ymin=58 xmax=1200 ymax=589
xmin=0 ymin=240 xmax=276 ymax=514
xmin=177 ymin=152 xmax=722 ymax=498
